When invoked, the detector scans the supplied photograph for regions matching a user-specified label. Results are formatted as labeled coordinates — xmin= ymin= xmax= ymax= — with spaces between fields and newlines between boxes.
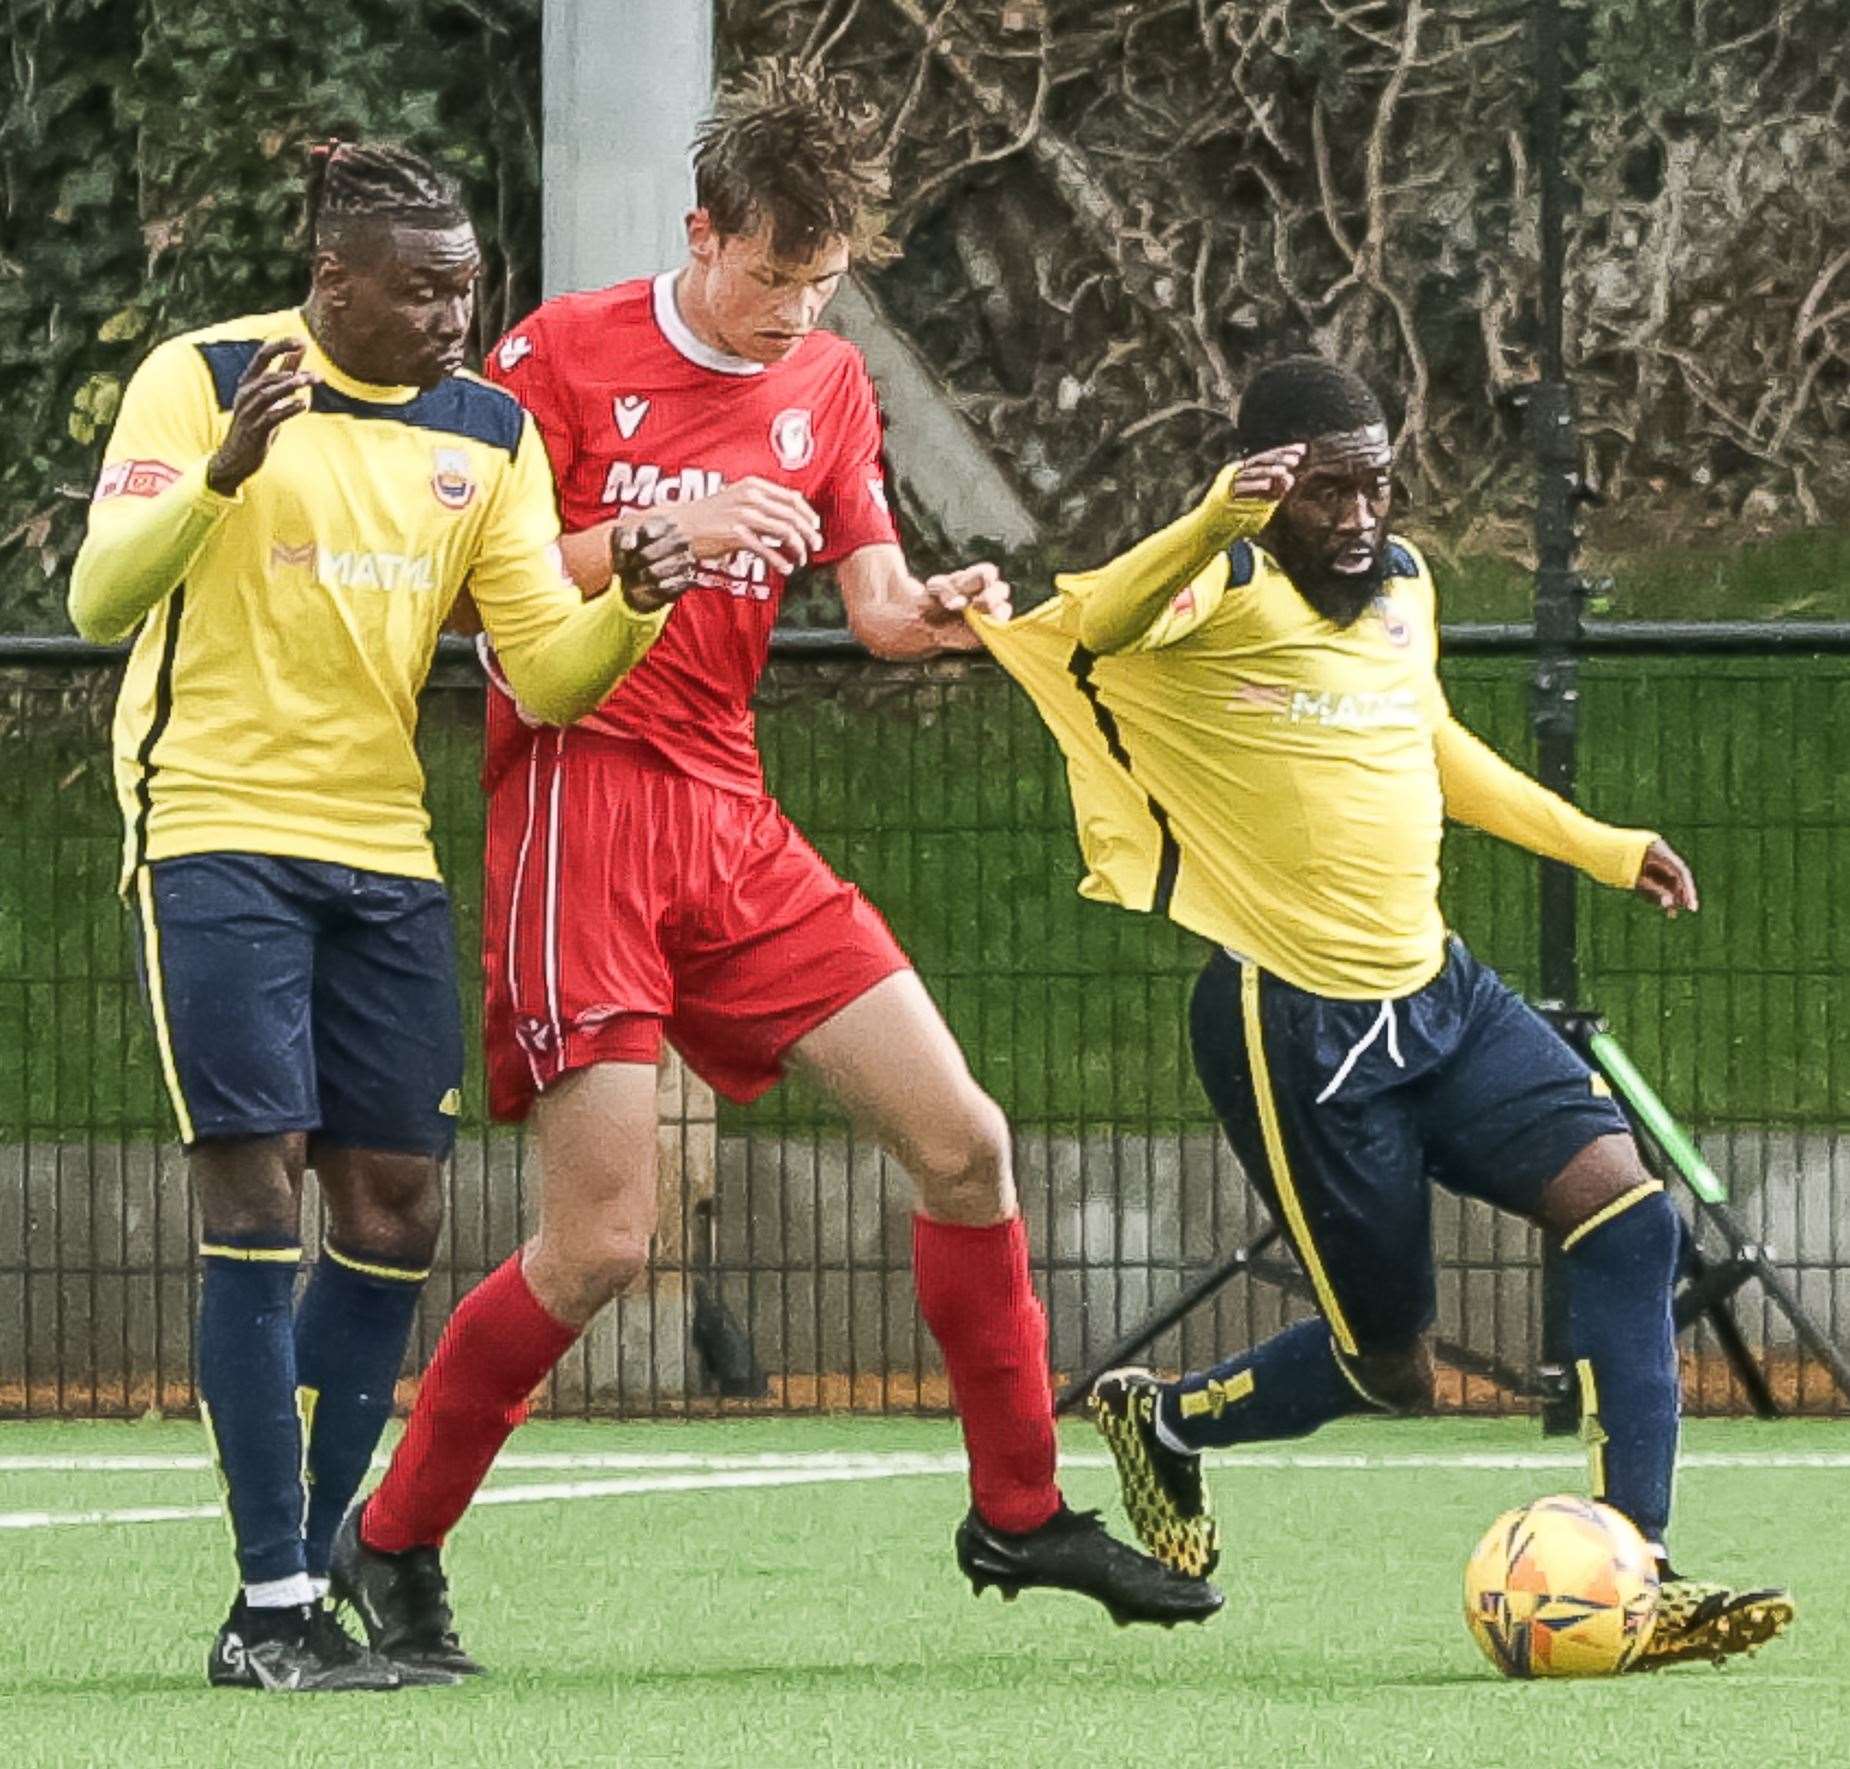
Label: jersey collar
xmin=651 ymin=272 xmax=767 ymax=378
xmin=294 ymin=311 xmax=423 ymax=404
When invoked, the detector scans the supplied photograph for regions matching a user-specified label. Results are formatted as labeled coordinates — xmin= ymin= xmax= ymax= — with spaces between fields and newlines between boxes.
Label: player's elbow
xmin=67 ymin=571 xmax=129 ymax=646
xmin=517 ymin=680 xmax=599 ymax=727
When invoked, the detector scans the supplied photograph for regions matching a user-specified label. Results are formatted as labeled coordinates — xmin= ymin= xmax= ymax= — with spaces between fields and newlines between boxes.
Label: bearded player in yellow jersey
xmin=68 ymin=142 xmax=695 ymax=1692
xmin=975 ymin=357 xmax=1792 ymax=1669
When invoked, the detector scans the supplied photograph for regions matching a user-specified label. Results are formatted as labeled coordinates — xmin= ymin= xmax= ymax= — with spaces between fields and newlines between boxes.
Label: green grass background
xmin=1 ymin=1413 xmax=1843 ymax=1766
xmin=4 ymin=642 xmax=1844 ymax=1142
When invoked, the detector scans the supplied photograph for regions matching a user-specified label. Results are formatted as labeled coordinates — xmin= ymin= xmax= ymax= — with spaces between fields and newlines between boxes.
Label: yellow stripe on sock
xmin=295 ymin=1384 xmax=316 ymax=1536
xmin=1576 ymin=1356 xmax=1608 ymax=1498
xmin=1332 ymin=1346 xmax=1393 ymax=1409
xmin=1241 ymin=963 xmax=1358 ymax=1357
xmin=1178 ymin=1369 xmax=1255 ymax=1421
xmin=134 ymin=867 xmax=195 ymax=1145
xmin=324 ymin=1243 xmax=431 ymax=1284
xmin=197 ymin=1397 xmax=241 ymax=1567
xmin=1561 ymin=1179 xmax=1664 ymax=1252
xmin=198 ymin=1243 xmax=303 ymax=1264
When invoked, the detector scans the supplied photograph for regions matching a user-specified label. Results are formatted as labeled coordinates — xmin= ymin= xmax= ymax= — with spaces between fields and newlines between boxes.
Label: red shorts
xmin=482 ymin=730 xmax=910 ymax=1119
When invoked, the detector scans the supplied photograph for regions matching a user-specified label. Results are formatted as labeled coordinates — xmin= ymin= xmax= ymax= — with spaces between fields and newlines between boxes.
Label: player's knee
xmin=317 ymin=1150 xmax=446 ymax=1265
xmin=908 ymin=1091 xmax=1015 ymax=1225
xmin=1341 ymin=1336 xmax=1435 ymax=1414
xmin=551 ymin=1228 xmax=652 ymax=1317
xmin=1563 ymin=1183 xmax=1679 ymax=1286
xmin=190 ymin=1134 xmax=306 ymax=1240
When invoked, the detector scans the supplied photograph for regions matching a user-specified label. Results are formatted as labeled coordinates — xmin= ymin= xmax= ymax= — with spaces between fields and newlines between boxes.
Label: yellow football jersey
xmin=71 ymin=307 xmax=667 ymax=886
xmin=976 ymin=492 xmax=1653 ymax=999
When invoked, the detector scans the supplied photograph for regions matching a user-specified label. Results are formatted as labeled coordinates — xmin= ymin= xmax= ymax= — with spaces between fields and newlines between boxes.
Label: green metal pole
xmin=1586 ymin=1030 xmax=1728 ymax=1205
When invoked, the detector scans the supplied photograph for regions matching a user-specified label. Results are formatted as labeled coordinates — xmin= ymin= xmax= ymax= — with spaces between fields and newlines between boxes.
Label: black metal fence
xmin=3 ymin=631 xmax=1847 ymax=1418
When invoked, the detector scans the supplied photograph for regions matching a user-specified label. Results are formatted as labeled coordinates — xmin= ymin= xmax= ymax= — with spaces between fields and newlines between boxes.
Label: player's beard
xmin=1269 ymin=529 xmax=1389 ymax=629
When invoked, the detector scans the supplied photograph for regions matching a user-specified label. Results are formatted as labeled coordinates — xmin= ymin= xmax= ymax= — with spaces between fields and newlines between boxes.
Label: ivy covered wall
xmin=1 ymin=0 xmax=540 ymax=628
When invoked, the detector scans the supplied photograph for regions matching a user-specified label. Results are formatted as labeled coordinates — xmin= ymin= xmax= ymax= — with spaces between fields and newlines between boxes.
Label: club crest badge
xmin=95 ymin=458 xmax=179 ymax=501
xmin=770 ymin=407 xmax=815 ymax=471
xmin=614 ymin=396 xmax=650 ymax=440
xmin=432 ymin=447 xmax=477 ymax=511
xmin=1374 ymin=594 xmax=1411 ymax=647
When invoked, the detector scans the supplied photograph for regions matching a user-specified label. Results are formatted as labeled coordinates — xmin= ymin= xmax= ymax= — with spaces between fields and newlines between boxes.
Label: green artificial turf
xmin=0 ymin=1414 xmax=1843 ymax=1767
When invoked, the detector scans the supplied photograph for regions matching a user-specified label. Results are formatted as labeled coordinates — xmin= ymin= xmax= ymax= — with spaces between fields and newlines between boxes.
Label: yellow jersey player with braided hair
xmin=70 ymin=139 xmax=697 ymax=1693
xmin=974 ymin=355 xmax=1793 ymax=1670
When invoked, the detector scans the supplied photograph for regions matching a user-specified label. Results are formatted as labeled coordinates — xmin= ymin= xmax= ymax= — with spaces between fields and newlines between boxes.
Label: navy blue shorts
xmin=1189 ymin=938 xmax=1628 ymax=1356
xmin=131 ymin=853 xmax=464 ymax=1156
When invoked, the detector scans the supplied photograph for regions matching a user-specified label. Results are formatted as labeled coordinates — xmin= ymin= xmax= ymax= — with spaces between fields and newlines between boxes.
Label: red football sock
xmin=362 ymin=1253 xmax=579 ymax=1553
xmin=912 ymin=1213 xmax=1061 ymax=1534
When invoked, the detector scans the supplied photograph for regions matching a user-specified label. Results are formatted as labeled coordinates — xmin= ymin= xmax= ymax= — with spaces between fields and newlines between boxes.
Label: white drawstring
xmin=1315 ymin=998 xmax=1405 ymax=1105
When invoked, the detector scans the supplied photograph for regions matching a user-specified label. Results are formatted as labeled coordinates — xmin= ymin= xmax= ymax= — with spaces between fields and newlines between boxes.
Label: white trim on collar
xmin=652 ymin=271 xmax=766 ymax=377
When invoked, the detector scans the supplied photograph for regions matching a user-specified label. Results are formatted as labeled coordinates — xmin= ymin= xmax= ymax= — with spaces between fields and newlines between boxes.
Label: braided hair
xmin=305 ymin=139 xmax=469 ymax=259
xmin=1234 ymin=356 xmax=1386 ymax=454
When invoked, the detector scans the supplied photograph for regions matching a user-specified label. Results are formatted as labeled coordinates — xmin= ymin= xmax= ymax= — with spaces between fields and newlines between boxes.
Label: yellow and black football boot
xmin=1088 ymin=1366 xmax=1220 ymax=1579
xmin=1628 ymin=1572 xmax=1795 ymax=1670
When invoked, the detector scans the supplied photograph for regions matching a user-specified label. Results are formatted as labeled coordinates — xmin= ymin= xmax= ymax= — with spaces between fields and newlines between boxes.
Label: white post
xmin=542 ymin=2 xmax=721 ymax=1405
xmin=539 ymin=0 xmax=1036 ymax=548
xmin=542 ymin=0 xmax=714 ymax=296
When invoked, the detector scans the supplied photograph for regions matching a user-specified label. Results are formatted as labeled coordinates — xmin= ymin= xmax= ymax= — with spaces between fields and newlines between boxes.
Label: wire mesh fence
xmin=2 ymin=634 xmax=1846 ymax=1418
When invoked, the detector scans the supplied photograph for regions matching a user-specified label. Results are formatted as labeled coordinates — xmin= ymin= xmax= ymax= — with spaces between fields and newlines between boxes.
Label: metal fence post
xmin=1528 ymin=0 xmax=1584 ymax=1435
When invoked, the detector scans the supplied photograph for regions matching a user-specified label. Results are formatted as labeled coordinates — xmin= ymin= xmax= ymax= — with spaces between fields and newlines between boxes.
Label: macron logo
xmin=613 ymin=396 xmax=650 ymax=439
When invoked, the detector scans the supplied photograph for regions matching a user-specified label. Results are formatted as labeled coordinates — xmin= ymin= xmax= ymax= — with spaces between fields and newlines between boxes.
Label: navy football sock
xmin=294 ymin=1243 xmax=428 ymax=1579
xmin=1157 ymin=1317 xmax=1373 ymax=1451
xmin=1563 ymin=1185 xmax=1682 ymax=1548
xmin=196 ymin=1236 xmax=308 ymax=1589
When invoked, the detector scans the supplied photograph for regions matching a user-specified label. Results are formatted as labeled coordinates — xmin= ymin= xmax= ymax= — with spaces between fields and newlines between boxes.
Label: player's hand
xmin=612 ymin=516 xmax=699 ymax=614
xmin=671 ymin=476 xmax=826 ymax=579
xmin=1634 ymin=838 xmax=1699 ymax=917
xmin=206 ymin=338 xmax=317 ymax=497
xmin=1228 ymin=444 xmax=1306 ymax=504
xmin=922 ymin=561 xmax=1011 ymax=649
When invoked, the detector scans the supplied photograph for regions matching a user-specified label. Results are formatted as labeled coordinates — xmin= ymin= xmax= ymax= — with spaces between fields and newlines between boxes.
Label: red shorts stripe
xmin=482 ymin=727 xmax=909 ymax=1119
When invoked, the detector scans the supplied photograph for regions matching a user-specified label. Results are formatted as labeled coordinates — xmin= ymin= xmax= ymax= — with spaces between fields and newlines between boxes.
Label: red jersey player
xmin=332 ymin=61 xmax=1222 ymax=1675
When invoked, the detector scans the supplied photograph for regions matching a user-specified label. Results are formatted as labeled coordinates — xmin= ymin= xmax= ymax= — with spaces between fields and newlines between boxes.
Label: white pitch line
xmin=1 ymin=1445 xmax=1847 ymax=1532
xmin=0 ymin=1460 xmax=969 ymax=1532
xmin=3 ymin=1447 xmax=1850 ymax=1475
xmin=0 ymin=1450 xmax=957 ymax=1475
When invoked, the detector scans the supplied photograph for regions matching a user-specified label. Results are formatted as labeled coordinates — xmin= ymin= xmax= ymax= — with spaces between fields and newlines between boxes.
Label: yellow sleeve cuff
xmin=68 ymin=457 xmax=234 ymax=643
xmin=1068 ymin=468 xmax=1277 ymax=654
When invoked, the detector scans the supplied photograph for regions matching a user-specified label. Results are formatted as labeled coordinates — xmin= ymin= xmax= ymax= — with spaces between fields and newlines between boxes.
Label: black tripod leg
xmin=1558 ymin=1015 xmax=1850 ymax=1413
xmin=1700 ymin=1299 xmax=1781 ymax=1419
xmin=1052 ymin=1227 xmax=1281 ymax=1415
xmin=1748 ymin=1249 xmax=1850 ymax=1407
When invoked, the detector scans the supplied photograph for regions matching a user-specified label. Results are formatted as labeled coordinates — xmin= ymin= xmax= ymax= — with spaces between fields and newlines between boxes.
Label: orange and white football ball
xmin=1464 ymin=1494 xmax=1659 ymax=1677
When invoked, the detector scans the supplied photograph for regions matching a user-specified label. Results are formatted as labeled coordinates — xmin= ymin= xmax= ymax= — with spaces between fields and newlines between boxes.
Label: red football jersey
xmin=481 ymin=273 xmax=899 ymax=794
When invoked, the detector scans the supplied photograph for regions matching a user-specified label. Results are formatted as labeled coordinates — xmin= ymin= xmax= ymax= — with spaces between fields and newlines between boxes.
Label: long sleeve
xmin=1070 ymin=464 xmax=1276 ymax=655
xmin=466 ymin=417 xmax=670 ymax=725
xmin=1435 ymin=711 xmax=1655 ymax=889
xmin=69 ymin=340 xmax=234 ymax=643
